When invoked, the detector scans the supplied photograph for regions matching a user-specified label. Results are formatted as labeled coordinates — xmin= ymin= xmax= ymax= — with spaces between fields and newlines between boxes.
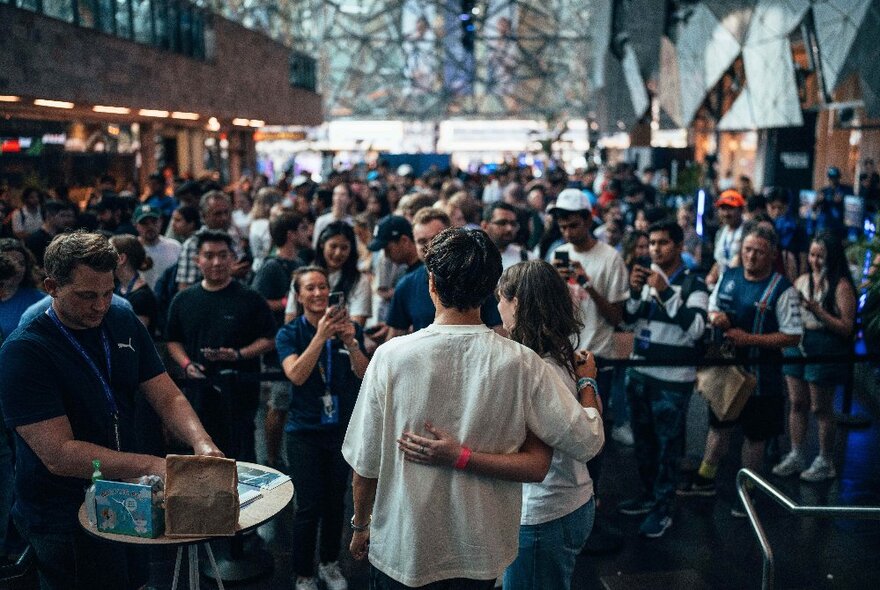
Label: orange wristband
xmin=454 ymin=446 xmax=472 ymax=470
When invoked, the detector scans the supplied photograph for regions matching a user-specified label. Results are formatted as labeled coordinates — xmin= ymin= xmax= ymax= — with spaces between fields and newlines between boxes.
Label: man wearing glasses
xmin=481 ymin=202 xmax=533 ymax=270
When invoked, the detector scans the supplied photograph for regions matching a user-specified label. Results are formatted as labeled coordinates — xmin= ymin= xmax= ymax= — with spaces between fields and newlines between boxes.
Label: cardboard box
xmin=94 ymin=480 xmax=164 ymax=538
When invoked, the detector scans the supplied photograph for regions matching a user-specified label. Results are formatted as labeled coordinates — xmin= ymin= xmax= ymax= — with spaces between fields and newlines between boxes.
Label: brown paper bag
xmin=164 ymin=455 xmax=239 ymax=537
xmin=696 ymin=365 xmax=757 ymax=422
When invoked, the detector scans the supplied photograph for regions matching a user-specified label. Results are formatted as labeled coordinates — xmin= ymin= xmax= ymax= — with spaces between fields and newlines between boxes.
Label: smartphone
xmin=635 ymin=255 xmax=652 ymax=269
xmin=554 ymin=251 xmax=571 ymax=267
xmin=328 ymin=291 xmax=345 ymax=313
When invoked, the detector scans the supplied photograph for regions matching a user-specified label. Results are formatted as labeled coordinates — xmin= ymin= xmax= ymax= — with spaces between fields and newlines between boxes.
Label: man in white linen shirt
xmin=342 ymin=228 xmax=603 ymax=589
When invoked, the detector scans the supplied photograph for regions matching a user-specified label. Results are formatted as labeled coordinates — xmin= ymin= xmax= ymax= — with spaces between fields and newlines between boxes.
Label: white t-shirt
xmin=551 ymin=241 xmax=629 ymax=358
xmin=713 ymin=224 xmax=743 ymax=277
xmin=285 ymin=270 xmax=371 ymax=321
xmin=342 ymin=324 xmax=603 ymax=587
xmin=500 ymin=244 xmax=533 ymax=270
xmin=521 ymin=360 xmax=598 ymax=526
xmin=12 ymin=206 xmax=42 ymax=237
xmin=141 ymin=236 xmax=182 ymax=291
xmin=249 ymin=218 xmax=272 ymax=273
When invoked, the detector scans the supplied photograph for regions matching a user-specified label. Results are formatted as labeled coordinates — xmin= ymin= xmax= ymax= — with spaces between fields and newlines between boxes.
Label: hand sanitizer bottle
xmin=85 ymin=459 xmax=102 ymax=526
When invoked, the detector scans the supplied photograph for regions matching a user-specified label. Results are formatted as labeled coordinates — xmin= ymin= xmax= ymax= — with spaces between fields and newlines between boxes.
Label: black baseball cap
xmin=368 ymin=215 xmax=413 ymax=251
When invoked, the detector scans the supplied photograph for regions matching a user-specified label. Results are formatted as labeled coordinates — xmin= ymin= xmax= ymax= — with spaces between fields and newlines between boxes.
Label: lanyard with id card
xmin=303 ymin=316 xmax=340 ymax=425
xmin=46 ymin=307 xmax=122 ymax=450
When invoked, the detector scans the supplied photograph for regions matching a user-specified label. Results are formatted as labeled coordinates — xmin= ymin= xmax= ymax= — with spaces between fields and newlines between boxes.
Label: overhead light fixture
xmin=248 ymin=120 xmax=265 ymax=128
xmin=138 ymin=109 xmax=170 ymax=118
xmin=171 ymin=111 xmax=200 ymax=120
xmin=207 ymin=117 xmax=221 ymax=131
xmin=0 ymin=95 xmax=21 ymax=103
xmin=34 ymin=99 xmax=75 ymax=109
xmin=93 ymin=105 xmax=131 ymax=114
xmin=232 ymin=118 xmax=251 ymax=126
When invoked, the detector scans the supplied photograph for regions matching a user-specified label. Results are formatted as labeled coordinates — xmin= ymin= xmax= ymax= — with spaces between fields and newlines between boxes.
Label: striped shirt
xmin=623 ymin=265 xmax=709 ymax=383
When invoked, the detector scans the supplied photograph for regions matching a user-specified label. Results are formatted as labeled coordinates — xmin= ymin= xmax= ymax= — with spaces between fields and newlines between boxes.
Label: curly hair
xmin=497 ymin=260 xmax=583 ymax=378
xmin=0 ymin=238 xmax=39 ymax=289
xmin=424 ymin=228 xmax=501 ymax=311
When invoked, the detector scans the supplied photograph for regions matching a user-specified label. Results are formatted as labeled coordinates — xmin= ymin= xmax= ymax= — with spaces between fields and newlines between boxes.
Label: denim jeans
xmin=502 ymin=498 xmax=595 ymax=590
xmin=16 ymin=517 xmax=147 ymax=590
xmin=626 ymin=370 xmax=692 ymax=510
xmin=370 ymin=565 xmax=496 ymax=590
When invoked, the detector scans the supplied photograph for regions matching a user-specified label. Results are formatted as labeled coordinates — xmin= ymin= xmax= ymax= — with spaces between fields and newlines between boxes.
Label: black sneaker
xmin=639 ymin=507 xmax=673 ymax=538
xmin=618 ymin=495 xmax=655 ymax=516
xmin=676 ymin=474 xmax=717 ymax=497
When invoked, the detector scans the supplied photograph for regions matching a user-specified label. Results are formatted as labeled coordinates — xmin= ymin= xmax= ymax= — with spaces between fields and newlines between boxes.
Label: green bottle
xmin=85 ymin=459 xmax=102 ymax=526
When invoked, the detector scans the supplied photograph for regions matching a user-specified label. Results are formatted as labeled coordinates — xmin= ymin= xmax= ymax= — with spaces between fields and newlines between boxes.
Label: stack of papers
xmin=236 ymin=463 xmax=291 ymax=509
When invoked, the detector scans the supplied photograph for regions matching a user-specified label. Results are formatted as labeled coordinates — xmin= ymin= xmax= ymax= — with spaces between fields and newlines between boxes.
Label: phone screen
xmin=328 ymin=291 xmax=345 ymax=309
xmin=554 ymin=251 xmax=570 ymax=266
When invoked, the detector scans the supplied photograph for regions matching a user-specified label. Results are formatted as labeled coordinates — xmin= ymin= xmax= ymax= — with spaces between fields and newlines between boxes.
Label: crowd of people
xmin=0 ymin=156 xmax=873 ymax=589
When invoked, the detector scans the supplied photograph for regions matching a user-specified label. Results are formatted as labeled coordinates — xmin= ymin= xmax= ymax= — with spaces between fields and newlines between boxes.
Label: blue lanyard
xmin=117 ymin=273 xmax=138 ymax=296
xmin=647 ymin=265 xmax=686 ymax=322
xmin=302 ymin=316 xmax=333 ymax=391
xmin=723 ymin=228 xmax=736 ymax=261
xmin=46 ymin=306 xmax=121 ymax=450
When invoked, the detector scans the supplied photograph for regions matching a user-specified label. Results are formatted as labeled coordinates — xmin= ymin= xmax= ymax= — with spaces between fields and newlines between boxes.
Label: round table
xmin=78 ymin=461 xmax=294 ymax=589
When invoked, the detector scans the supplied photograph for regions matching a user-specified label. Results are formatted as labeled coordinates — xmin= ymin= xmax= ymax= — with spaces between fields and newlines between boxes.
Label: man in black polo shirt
xmin=0 ymin=231 xmax=221 ymax=589
xmin=166 ymin=230 xmax=276 ymax=462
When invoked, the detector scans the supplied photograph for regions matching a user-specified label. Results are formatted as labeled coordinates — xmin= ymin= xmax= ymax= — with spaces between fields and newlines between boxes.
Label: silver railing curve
xmin=735 ymin=468 xmax=880 ymax=590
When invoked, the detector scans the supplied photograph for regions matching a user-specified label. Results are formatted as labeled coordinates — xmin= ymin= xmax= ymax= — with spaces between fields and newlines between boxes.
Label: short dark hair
xmin=742 ymin=223 xmax=778 ymax=251
xmin=196 ymin=229 xmax=233 ymax=252
xmin=175 ymin=205 xmax=201 ymax=228
xmin=44 ymin=231 xmax=118 ymax=285
xmin=747 ymin=194 xmax=767 ymax=213
xmin=647 ymin=219 xmax=684 ymax=244
xmin=425 ymin=228 xmax=501 ymax=311
xmin=482 ymin=201 xmax=517 ymax=222
xmin=765 ymin=187 xmax=788 ymax=205
xmin=43 ymin=200 xmax=75 ymax=217
xmin=269 ymin=212 xmax=305 ymax=247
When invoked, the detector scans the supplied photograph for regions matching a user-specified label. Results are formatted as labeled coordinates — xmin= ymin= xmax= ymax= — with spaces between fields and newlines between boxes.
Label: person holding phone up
xmin=276 ymin=266 xmax=369 ymax=590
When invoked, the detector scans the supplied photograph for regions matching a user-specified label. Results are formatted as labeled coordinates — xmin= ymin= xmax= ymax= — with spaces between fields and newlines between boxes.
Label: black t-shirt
xmin=0 ymin=306 xmax=165 ymax=533
xmin=252 ymin=256 xmax=303 ymax=326
xmin=125 ymin=284 xmax=159 ymax=336
xmin=165 ymin=281 xmax=276 ymax=377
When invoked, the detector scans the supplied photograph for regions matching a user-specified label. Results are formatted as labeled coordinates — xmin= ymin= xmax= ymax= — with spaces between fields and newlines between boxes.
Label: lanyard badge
xmin=46 ymin=307 xmax=122 ymax=450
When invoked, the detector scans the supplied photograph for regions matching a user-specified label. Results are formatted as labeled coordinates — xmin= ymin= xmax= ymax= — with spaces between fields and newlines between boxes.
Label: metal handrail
xmin=735 ymin=468 xmax=880 ymax=590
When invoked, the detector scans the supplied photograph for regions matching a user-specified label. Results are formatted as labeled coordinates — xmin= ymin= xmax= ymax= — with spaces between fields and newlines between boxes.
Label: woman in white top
xmin=285 ymin=221 xmax=371 ymax=326
xmin=399 ymin=260 xmax=603 ymax=590
xmin=11 ymin=188 xmax=43 ymax=240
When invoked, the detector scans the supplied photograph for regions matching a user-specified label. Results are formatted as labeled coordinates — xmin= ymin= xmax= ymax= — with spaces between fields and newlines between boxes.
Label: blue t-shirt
xmin=275 ymin=316 xmax=366 ymax=433
xmin=0 ymin=287 xmax=43 ymax=341
xmin=18 ymin=293 xmax=133 ymax=329
xmin=385 ymin=265 xmax=502 ymax=331
xmin=0 ymin=305 xmax=166 ymax=533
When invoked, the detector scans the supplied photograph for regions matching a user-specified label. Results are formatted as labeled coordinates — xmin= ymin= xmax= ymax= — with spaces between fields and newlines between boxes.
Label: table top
xmin=78 ymin=461 xmax=294 ymax=546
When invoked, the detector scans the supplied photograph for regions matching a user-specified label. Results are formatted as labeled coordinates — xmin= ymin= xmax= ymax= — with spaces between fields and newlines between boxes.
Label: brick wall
xmin=0 ymin=4 xmax=322 ymax=126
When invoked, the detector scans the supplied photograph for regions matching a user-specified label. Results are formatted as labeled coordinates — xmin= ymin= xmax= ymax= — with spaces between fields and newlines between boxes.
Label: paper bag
xmin=164 ymin=455 xmax=239 ymax=537
xmin=696 ymin=365 xmax=757 ymax=422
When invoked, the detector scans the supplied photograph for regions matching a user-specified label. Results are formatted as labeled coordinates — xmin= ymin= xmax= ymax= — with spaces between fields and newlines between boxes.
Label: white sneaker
xmin=295 ymin=577 xmax=319 ymax=590
xmin=612 ymin=424 xmax=635 ymax=446
xmin=317 ymin=561 xmax=348 ymax=590
xmin=771 ymin=450 xmax=804 ymax=477
xmin=800 ymin=456 xmax=836 ymax=482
